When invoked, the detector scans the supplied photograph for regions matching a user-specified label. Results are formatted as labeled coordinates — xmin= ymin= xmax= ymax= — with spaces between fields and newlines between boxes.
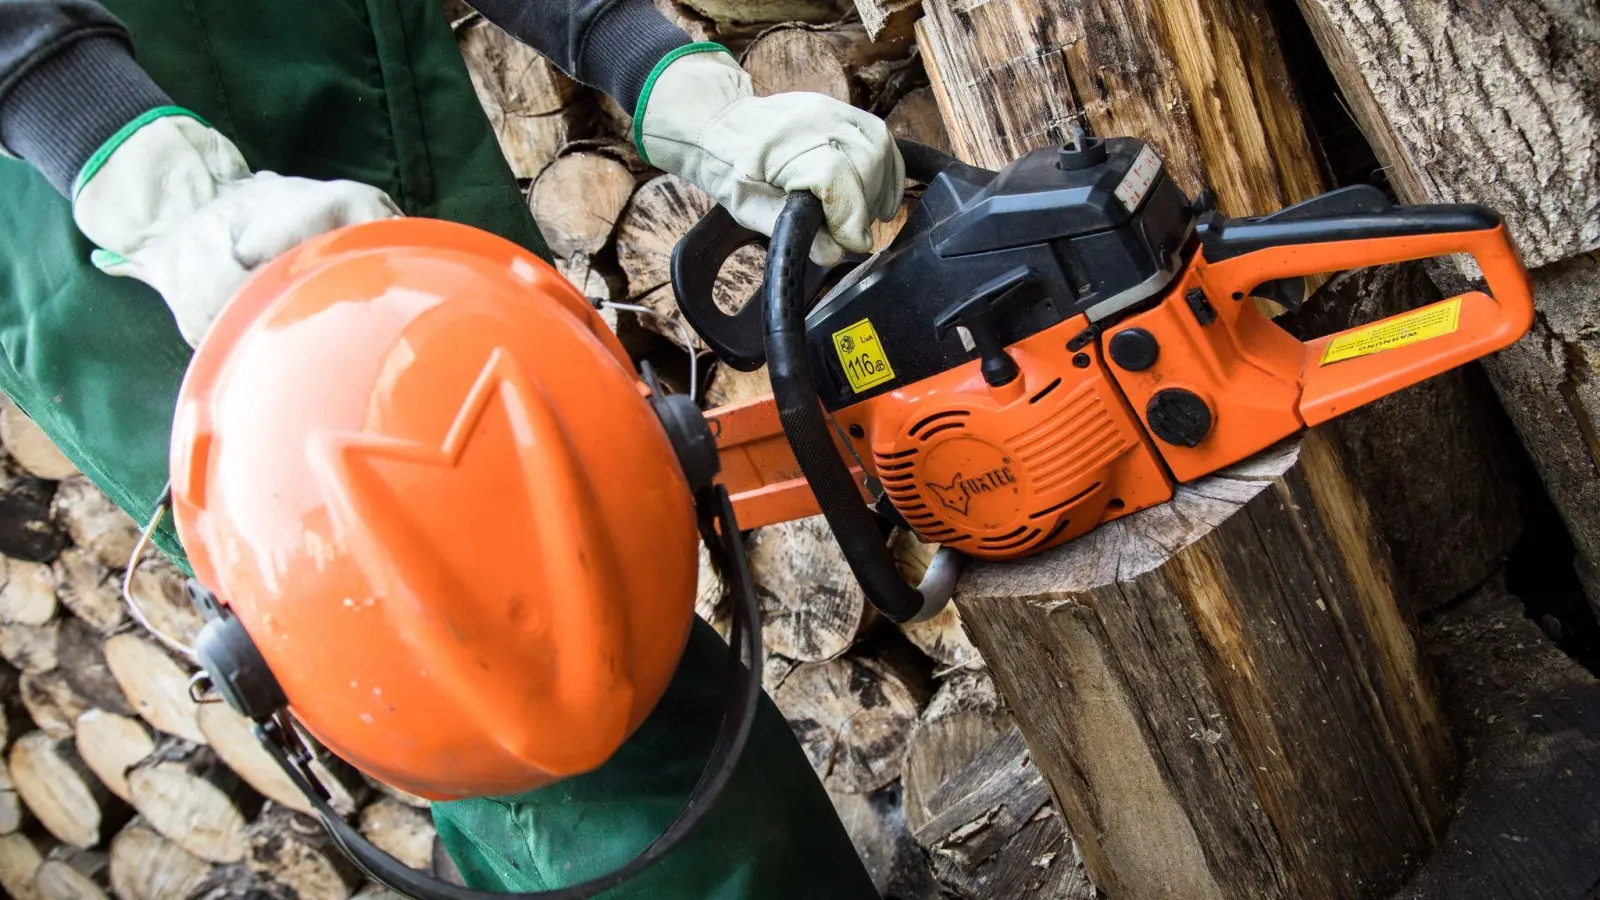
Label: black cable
xmin=259 ymin=484 xmax=763 ymax=900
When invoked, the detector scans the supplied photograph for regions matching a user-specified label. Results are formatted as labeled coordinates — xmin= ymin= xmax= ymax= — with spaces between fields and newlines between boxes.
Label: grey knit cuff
xmin=579 ymin=0 xmax=691 ymax=113
xmin=0 ymin=37 xmax=172 ymax=195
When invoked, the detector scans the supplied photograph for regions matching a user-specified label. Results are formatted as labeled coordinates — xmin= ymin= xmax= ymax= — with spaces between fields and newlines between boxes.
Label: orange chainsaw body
xmin=707 ymin=217 xmax=1531 ymax=559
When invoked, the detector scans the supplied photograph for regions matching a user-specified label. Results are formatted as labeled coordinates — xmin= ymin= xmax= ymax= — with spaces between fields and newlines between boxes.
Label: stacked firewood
xmin=0 ymin=400 xmax=450 ymax=900
xmin=454 ymin=3 xmax=1096 ymax=897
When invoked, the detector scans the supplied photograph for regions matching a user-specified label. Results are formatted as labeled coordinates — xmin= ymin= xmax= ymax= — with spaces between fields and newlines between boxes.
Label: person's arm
xmin=467 ymin=0 xmax=689 ymax=114
xmin=0 ymin=0 xmax=171 ymax=194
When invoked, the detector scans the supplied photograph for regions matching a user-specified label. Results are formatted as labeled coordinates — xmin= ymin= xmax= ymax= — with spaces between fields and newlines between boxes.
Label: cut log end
xmin=126 ymin=741 xmax=263 ymax=864
xmin=0 ymin=831 xmax=44 ymax=900
xmin=51 ymin=478 xmax=139 ymax=570
xmin=0 ymin=560 xmax=58 ymax=626
xmin=74 ymin=710 xmax=155 ymax=805
xmin=107 ymin=819 xmax=212 ymax=900
xmin=0 ymin=399 xmax=78 ymax=481
xmin=901 ymin=670 xmax=1008 ymax=833
xmin=35 ymin=847 xmax=110 ymax=900
xmin=358 ymin=799 xmax=436 ymax=872
xmin=771 ymin=653 xmax=926 ymax=793
xmin=52 ymin=549 xmax=125 ymax=636
xmin=749 ymin=517 xmax=874 ymax=663
xmin=529 ymin=151 xmax=637 ymax=260
xmin=102 ymin=633 xmax=204 ymax=744
xmin=10 ymin=731 xmax=131 ymax=849
xmin=246 ymin=805 xmax=362 ymax=900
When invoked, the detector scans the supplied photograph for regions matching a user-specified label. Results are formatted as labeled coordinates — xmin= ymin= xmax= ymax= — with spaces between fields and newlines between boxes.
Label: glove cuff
xmin=72 ymin=110 xmax=249 ymax=258
xmin=633 ymin=43 xmax=745 ymax=168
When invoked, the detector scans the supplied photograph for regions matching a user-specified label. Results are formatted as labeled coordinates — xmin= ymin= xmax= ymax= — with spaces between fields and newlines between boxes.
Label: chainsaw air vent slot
xmin=909 ymin=410 xmax=970 ymax=437
xmin=1029 ymin=378 xmax=1063 ymax=404
xmin=1039 ymin=518 xmax=1073 ymax=545
xmin=877 ymin=448 xmax=920 ymax=460
xmin=919 ymin=422 xmax=967 ymax=441
xmin=1028 ymin=482 xmax=1103 ymax=519
xmin=878 ymin=460 xmax=917 ymax=472
xmin=982 ymin=528 xmax=1043 ymax=552
xmin=987 ymin=525 xmax=1030 ymax=542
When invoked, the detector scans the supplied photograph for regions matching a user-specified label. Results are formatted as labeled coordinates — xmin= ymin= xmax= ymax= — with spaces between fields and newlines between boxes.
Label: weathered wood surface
xmin=1293 ymin=0 xmax=1599 ymax=269
xmin=0 ymin=560 xmax=57 ymax=626
xmin=771 ymin=652 xmax=928 ymax=793
xmin=955 ymin=433 xmax=1455 ymax=899
xmin=107 ymin=819 xmax=213 ymax=900
xmin=102 ymin=634 xmax=204 ymax=745
xmin=742 ymin=24 xmax=910 ymax=106
xmin=246 ymin=805 xmax=362 ymax=900
xmin=126 ymin=741 xmax=264 ymax=864
xmin=74 ymin=710 xmax=154 ymax=805
xmin=457 ymin=18 xmax=590 ymax=180
xmin=10 ymin=732 xmax=131 ymax=849
xmin=747 ymin=516 xmax=873 ymax=663
xmin=0 ymin=831 xmax=44 ymax=900
xmin=0 ymin=399 xmax=77 ymax=481
xmin=900 ymin=670 xmax=1007 ymax=833
xmin=1397 ymin=584 xmax=1600 ymax=898
xmin=358 ymin=800 xmax=436 ymax=872
xmin=35 ymin=846 xmax=110 ymax=900
xmin=1280 ymin=264 xmax=1528 ymax=610
xmin=915 ymin=0 xmax=1323 ymax=216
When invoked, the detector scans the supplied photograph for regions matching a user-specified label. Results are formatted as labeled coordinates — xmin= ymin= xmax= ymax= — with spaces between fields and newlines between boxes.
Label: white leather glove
xmin=72 ymin=111 xmax=401 ymax=347
xmin=636 ymin=46 xmax=905 ymax=266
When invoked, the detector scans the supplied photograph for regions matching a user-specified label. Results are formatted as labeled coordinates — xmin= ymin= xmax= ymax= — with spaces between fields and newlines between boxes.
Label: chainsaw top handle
xmin=673 ymin=140 xmax=963 ymax=373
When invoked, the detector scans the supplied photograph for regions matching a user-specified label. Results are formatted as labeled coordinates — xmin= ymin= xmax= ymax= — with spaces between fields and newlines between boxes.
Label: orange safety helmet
xmin=168 ymin=218 xmax=702 ymax=801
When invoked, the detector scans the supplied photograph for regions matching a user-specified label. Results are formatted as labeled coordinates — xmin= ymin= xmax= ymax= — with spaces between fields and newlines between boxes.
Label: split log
xmin=106 ymin=819 xmax=211 ymax=900
xmin=19 ymin=671 xmax=91 ymax=742
xmin=615 ymin=174 xmax=765 ymax=348
xmin=900 ymin=670 xmax=1007 ymax=833
xmin=915 ymin=726 xmax=1094 ymax=900
xmin=914 ymin=0 xmax=1323 ymax=216
xmin=10 ymin=732 xmax=132 ymax=849
xmin=184 ymin=865 xmax=294 ymax=900
xmin=827 ymin=787 xmax=931 ymax=898
xmin=0 ymin=560 xmax=57 ymax=625
xmin=0 ymin=831 xmax=44 ymax=900
xmin=56 ymin=619 xmax=133 ymax=718
xmin=357 ymin=800 xmax=435 ymax=872
xmin=0 ymin=474 xmax=69 ymax=563
xmin=0 ymin=756 xmax=24 ymax=835
xmin=528 ymin=149 xmax=638 ymax=261
xmin=52 ymin=550 xmax=124 ymax=636
xmin=196 ymin=703 xmax=366 ymax=818
xmin=884 ymin=85 xmax=949 ymax=155
xmin=747 ymin=517 xmax=872 ymax=663
xmin=770 ymin=653 xmax=927 ymax=793
xmin=677 ymin=0 xmax=840 ymax=26
xmin=102 ymin=634 xmax=204 ymax=744
xmin=35 ymin=847 xmax=109 ymax=900
xmin=126 ymin=740 xmax=264 ymax=864
xmin=74 ymin=711 xmax=155 ymax=804
xmin=1280 ymin=265 xmax=1527 ymax=609
xmin=852 ymin=0 xmax=920 ymax=42
xmin=742 ymin=24 xmax=908 ymax=106
xmin=1289 ymin=0 xmax=1600 ymax=612
xmin=890 ymin=534 xmax=979 ymax=671
xmin=245 ymin=806 xmax=362 ymax=900
xmin=125 ymin=559 xmax=204 ymax=651
xmin=953 ymin=432 xmax=1455 ymax=899
xmin=0 ymin=621 xmax=58 ymax=674
xmin=458 ymin=19 xmax=590 ymax=180
xmin=51 ymin=479 xmax=138 ymax=570
xmin=0 ymin=399 xmax=77 ymax=481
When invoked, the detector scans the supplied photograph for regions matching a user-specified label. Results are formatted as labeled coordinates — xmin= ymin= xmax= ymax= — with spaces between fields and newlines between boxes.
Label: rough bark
xmin=1292 ymin=0 xmax=1599 ymax=269
xmin=884 ymin=85 xmax=950 ymax=154
xmin=0 ymin=560 xmax=57 ymax=626
xmin=827 ymin=786 xmax=939 ymax=899
xmin=246 ymin=806 xmax=362 ymax=900
xmin=615 ymin=174 xmax=765 ymax=348
xmin=747 ymin=516 xmax=874 ymax=663
xmin=954 ymin=433 xmax=1455 ymax=899
xmin=0 ymin=398 xmax=77 ymax=481
xmin=457 ymin=18 xmax=591 ymax=180
xmin=74 ymin=711 xmax=155 ymax=805
xmin=126 ymin=740 xmax=263 ymax=864
xmin=52 ymin=550 xmax=124 ymax=636
xmin=900 ymin=670 xmax=1008 ymax=833
xmin=915 ymin=0 xmax=1324 ymax=217
xmin=771 ymin=653 xmax=928 ymax=793
xmin=55 ymin=619 xmax=133 ymax=718
xmin=357 ymin=800 xmax=435 ymax=872
xmin=19 ymin=671 xmax=91 ymax=742
xmin=10 ymin=732 xmax=132 ymax=849
xmin=915 ymin=726 xmax=1096 ymax=900
xmin=852 ymin=0 xmax=921 ymax=41
xmin=183 ymin=865 xmax=294 ymax=900
xmin=35 ymin=847 xmax=110 ymax=900
xmin=742 ymin=24 xmax=910 ymax=106
xmin=50 ymin=478 xmax=138 ymax=570
xmin=102 ymin=634 xmax=204 ymax=745
xmin=106 ymin=819 xmax=212 ymax=900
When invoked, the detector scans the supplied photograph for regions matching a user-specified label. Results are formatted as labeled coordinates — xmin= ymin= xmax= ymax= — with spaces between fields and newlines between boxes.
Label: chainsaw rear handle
xmin=1200 ymin=203 xmax=1535 ymax=424
xmin=765 ymin=193 xmax=956 ymax=623
xmin=674 ymin=139 xmax=964 ymax=372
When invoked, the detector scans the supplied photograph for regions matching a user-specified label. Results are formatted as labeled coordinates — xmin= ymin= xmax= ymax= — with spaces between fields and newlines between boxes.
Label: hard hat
xmin=168 ymin=218 xmax=701 ymax=801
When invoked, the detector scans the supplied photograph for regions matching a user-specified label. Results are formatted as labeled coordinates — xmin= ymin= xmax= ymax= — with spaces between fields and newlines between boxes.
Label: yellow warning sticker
xmin=832 ymin=317 xmax=896 ymax=393
xmin=1319 ymin=298 xmax=1463 ymax=366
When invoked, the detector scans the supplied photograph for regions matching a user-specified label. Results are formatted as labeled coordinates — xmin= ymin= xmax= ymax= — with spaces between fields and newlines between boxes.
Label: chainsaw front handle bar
xmin=1199 ymin=204 xmax=1535 ymax=425
xmin=764 ymin=192 xmax=962 ymax=624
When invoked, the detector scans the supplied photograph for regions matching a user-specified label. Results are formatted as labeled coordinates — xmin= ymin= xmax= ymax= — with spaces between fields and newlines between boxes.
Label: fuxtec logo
xmin=927 ymin=466 xmax=1017 ymax=516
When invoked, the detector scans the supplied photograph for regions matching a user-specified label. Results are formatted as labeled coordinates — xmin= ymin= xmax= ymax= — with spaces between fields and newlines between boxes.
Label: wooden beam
xmin=955 ymin=434 xmax=1454 ymax=899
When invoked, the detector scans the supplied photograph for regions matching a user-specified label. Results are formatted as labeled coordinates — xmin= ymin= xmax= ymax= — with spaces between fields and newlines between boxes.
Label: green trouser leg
xmin=0 ymin=3 xmax=875 ymax=896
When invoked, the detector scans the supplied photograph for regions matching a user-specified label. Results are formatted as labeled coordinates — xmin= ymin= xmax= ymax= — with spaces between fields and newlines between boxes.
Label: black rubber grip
xmin=1200 ymin=204 xmax=1502 ymax=261
xmin=764 ymin=194 xmax=927 ymax=623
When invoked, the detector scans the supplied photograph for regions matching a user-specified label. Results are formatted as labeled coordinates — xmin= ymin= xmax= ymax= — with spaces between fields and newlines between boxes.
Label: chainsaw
xmin=673 ymin=131 xmax=1534 ymax=623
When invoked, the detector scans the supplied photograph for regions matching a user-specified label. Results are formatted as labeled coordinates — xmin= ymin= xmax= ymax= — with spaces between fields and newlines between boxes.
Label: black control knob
xmin=1108 ymin=329 xmax=1159 ymax=371
xmin=1146 ymin=389 xmax=1212 ymax=448
xmin=1057 ymin=124 xmax=1108 ymax=170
